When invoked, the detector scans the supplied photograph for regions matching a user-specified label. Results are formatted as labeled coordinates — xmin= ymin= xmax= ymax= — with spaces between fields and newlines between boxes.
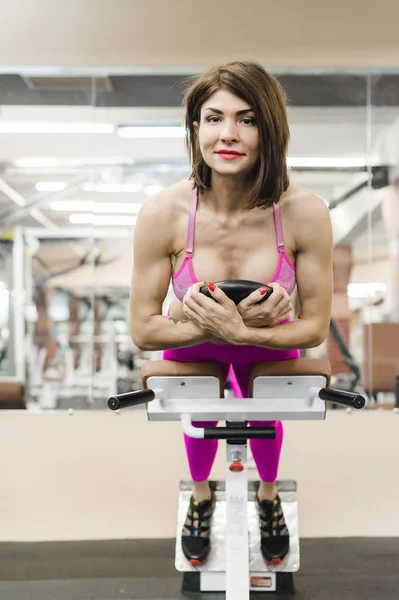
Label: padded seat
xmin=142 ymin=360 xmax=228 ymax=397
xmin=248 ymin=358 xmax=331 ymax=397
xmin=141 ymin=358 xmax=331 ymax=400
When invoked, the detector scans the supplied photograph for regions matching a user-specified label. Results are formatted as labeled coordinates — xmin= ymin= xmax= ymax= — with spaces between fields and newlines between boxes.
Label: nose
xmin=219 ymin=118 xmax=239 ymax=142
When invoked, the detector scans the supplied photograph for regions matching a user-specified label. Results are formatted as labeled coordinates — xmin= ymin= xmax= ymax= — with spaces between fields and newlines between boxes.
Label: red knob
xmin=229 ymin=460 xmax=244 ymax=472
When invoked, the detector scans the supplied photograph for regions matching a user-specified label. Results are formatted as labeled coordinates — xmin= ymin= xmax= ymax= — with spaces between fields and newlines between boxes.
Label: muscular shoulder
xmin=281 ymin=184 xmax=332 ymax=250
xmin=282 ymin=183 xmax=328 ymax=217
xmin=136 ymin=178 xmax=193 ymax=252
xmin=139 ymin=178 xmax=192 ymax=219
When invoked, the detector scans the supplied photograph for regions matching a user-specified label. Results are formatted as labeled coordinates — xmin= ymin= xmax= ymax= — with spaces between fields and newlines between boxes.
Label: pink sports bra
xmin=172 ymin=188 xmax=296 ymax=302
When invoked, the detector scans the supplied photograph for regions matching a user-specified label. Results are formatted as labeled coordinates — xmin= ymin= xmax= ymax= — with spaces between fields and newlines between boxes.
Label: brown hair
xmin=183 ymin=60 xmax=290 ymax=209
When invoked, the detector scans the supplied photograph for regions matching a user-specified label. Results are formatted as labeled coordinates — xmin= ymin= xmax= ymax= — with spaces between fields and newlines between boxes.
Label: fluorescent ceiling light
xmin=15 ymin=157 xmax=134 ymax=168
xmin=69 ymin=214 xmax=137 ymax=226
xmin=83 ymin=183 xmax=142 ymax=193
xmin=288 ymin=157 xmax=367 ymax=168
xmin=0 ymin=122 xmax=114 ymax=134
xmin=35 ymin=181 xmax=67 ymax=192
xmin=82 ymin=183 xmax=165 ymax=195
xmin=51 ymin=200 xmax=141 ymax=213
xmin=117 ymin=126 xmax=185 ymax=139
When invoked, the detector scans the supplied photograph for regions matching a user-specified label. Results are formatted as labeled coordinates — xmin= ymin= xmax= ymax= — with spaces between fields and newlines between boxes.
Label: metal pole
xmin=4 ymin=239 xmax=15 ymax=376
xmin=225 ymin=441 xmax=249 ymax=600
xmin=11 ymin=227 xmax=26 ymax=382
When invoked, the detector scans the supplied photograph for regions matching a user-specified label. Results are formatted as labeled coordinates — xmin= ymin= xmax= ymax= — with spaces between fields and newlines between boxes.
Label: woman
xmin=130 ymin=60 xmax=333 ymax=567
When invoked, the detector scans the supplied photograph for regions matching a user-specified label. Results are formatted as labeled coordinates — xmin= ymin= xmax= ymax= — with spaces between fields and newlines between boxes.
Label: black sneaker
xmin=181 ymin=488 xmax=216 ymax=566
xmin=255 ymin=490 xmax=290 ymax=565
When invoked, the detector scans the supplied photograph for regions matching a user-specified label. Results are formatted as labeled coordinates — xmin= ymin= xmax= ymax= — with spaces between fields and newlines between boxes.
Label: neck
xmin=202 ymin=172 xmax=255 ymax=214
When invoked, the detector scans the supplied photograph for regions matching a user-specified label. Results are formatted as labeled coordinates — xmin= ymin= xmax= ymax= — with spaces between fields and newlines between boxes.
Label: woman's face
xmin=194 ymin=89 xmax=259 ymax=178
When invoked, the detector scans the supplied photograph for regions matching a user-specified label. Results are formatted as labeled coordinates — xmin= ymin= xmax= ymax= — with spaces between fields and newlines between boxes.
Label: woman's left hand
xmin=182 ymin=282 xmax=247 ymax=345
xmin=237 ymin=282 xmax=293 ymax=328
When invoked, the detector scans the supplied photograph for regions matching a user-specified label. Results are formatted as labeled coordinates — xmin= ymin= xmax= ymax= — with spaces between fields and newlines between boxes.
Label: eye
xmin=242 ymin=118 xmax=256 ymax=125
xmin=206 ymin=116 xmax=221 ymax=123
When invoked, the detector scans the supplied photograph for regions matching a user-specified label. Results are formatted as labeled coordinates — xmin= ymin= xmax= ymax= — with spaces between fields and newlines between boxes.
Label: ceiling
xmin=1 ymin=0 xmax=399 ymax=69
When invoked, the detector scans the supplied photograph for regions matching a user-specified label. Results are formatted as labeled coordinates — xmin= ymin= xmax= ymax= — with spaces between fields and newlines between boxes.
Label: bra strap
xmin=273 ymin=202 xmax=285 ymax=251
xmin=186 ymin=187 xmax=198 ymax=256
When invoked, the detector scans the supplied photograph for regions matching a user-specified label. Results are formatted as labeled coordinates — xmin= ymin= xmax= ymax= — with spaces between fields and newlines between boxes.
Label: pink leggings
xmin=163 ymin=342 xmax=299 ymax=483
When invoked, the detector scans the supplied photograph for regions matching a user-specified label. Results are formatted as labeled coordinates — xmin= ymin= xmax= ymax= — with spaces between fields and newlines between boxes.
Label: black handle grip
xmin=200 ymin=280 xmax=273 ymax=305
xmin=108 ymin=389 xmax=155 ymax=411
xmin=319 ymin=387 xmax=365 ymax=409
xmin=204 ymin=426 xmax=276 ymax=440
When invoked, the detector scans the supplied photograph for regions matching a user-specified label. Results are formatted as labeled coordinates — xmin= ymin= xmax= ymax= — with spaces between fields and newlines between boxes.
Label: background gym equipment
xmin=329 ymin=317 xmax=361 ymax=393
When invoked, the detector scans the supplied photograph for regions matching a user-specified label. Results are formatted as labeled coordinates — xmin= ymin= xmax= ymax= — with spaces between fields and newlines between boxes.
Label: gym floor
xmin=0 ymin=538 xmax=398 ymax=599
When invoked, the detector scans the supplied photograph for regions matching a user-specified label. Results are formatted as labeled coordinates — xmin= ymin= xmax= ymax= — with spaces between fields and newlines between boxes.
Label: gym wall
xmin=0 ymin=410 xmax=397 ymax=541
xmin=0 ymin=0 xmax=398 ymax=69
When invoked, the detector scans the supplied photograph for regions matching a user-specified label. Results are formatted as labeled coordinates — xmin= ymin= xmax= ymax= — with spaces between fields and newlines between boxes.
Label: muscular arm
xmin=241 ymin=194 xmax=333 ymax=349
xmin=130 ymin=192 xmax=212 ymax=351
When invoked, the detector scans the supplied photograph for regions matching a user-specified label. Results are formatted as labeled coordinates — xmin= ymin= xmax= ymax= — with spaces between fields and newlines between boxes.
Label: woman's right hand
xmin=169 ymin=295 xmax=226 ymax=344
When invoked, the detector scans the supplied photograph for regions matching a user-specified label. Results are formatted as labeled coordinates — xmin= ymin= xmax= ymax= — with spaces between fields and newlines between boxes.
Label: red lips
xmin=217 ymin=150 xmax=242 ymax=156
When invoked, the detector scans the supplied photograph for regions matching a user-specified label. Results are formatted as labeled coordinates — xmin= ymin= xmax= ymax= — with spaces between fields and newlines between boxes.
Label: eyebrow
xmin=203 ymin=107 xmax=254 ymax=116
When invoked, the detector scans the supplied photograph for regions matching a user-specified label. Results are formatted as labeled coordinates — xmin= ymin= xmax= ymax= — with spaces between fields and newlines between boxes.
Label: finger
xmin=186 ymin=282 xmax=215 ymax=309
xmin=272 ymin=293 xmax=291 ymax=312
xmin=269 ymin=283 xmax=293 ymax=305
xmin=191 ymin=281 xmax=207 ymax=293
xmin=263 ymin=287 xmax=285 ymax=309
xmin=267 ymin=300 xmax=293 ymax=325
xmin=207 ymin=282 xmax=234 ymax=307
xmin=182 ymin=303 xmax=200 ymax=323
xmin=274 ymin=289 xmax=293 ymax=311
xmin=183 ymin=281 xmax=205 ymax=302
xmin=238 ymin=285 xmax=270 ymax=309
xmin=184 ymin=295 xmax=204 ymax=313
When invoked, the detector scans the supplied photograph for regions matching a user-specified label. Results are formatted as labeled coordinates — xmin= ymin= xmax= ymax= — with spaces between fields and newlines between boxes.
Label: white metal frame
xmin=146 ymin=375 xmax=327 ymax=425
xmin=145 ymin=373 xmax=329 ymax=600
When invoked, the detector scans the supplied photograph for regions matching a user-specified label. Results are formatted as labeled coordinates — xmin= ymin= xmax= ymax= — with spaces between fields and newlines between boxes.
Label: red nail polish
xmin=208 ymin=282 xmax=216 ymax=292
xmin=259 ymin=286 xmax=268 ymax=295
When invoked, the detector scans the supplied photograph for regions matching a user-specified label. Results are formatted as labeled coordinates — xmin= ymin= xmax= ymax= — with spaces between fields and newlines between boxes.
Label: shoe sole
xmin=190 ymin=556 xmax=286 ymax=567
xmin=189 ymin=559 xmax=205 ymax=567
xmin=264 ymin=552 xmax=289 ymax=566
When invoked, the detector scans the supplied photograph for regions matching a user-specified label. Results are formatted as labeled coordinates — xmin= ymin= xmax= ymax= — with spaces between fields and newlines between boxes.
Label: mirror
xmin=2 ymin=68 xmax=397 ymax=411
